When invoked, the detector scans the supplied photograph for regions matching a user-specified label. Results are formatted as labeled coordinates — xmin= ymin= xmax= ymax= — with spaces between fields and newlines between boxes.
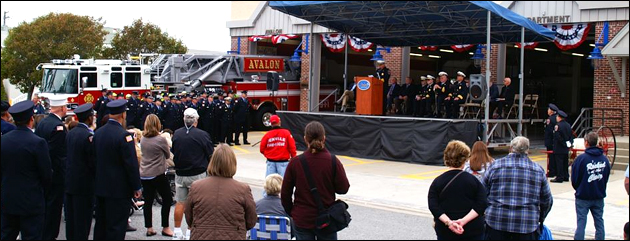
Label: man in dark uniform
xmin=126 ymin=91 xmax=141 ymax=128
xmin=1 ymin=101 xmax=16 ymax=135
xmin=234 ymin=90 xmax=251 ymax=145
xmin=155 ymin=99 xmax=165 ymax=123
xmin=376 ymin=61 xmax=391 ymax=115
xmin=544 ymin=104 xmax=559 ymax=178
xmin=434 ymin=72 xmax=450 ymax=118
xmin=221 ymin=97 xmax=235 ymax=145
xmin=176 ymin=96 xmax=185 ymax=131
xmin=64 ymin=103 xmax=96 ymax=240
xmin=212 ymin=94 xmax=224 ymax=144
xmin=418 ymin=75 xmax=436 ymax=117
xmin=94 ymin=89 xmax=109 ymax=129
xmin=93 ymin=99 xmax=142 ymax=240
xmin=34 ymin=96 xmax=68 ymax=240
xmin=551 ymin=110 xmax=573 ymax=183
xmin=165 ymin=96 xmax=180 ymax=131
xmin=1 ymin=101 xmax=53 ymax=240
xmin=198 ymin=93 xmax=212 ymax=137
xmin=413 ymin=77 xmax=427 ymax=117
xmin=138 ymin=95 xmax=157 ymax=130
xmin=447 ymin=71 xmax=469 ymax=119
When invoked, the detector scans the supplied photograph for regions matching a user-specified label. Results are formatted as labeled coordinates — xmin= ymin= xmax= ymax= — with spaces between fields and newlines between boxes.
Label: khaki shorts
xmin=175 ymin=172 xmax=207 ymax=202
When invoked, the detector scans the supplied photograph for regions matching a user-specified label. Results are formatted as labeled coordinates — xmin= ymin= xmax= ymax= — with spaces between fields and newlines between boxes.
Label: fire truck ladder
xmin=150 ymin=54 xmax=242 ymax=86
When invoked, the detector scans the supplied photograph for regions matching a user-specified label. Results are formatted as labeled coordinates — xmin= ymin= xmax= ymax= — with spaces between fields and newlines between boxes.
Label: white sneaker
xmin=173 ymin=229 xmax=184 ymax=240
xmin=184 ymin=229 xmax=191 ymax=240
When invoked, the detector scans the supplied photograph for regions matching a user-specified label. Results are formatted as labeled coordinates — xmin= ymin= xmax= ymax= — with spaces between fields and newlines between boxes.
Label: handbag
xmin=299 ymin=154 xmax=351 ymax=235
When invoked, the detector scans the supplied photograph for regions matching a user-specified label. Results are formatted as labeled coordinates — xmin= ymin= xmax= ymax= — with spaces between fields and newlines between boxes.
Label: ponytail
xmin=304 ymin=121 xmax=326 ymax=154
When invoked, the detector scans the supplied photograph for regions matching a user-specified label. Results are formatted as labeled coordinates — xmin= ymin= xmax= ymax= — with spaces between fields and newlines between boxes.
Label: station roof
xmin=269 ymin=1 xmax=555 ymax=47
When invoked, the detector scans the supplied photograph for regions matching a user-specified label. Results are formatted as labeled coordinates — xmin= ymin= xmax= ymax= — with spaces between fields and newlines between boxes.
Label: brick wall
xmin=480 ymin=44 xmax=499 ymax=81
xmin=230 ymin=36 xmax=250 ymax=55
xmin=593 ymin=21 xmax=629 ymax=136
xmin=383 ymin=47 xmax=403 ymax=83
xmin=300 ymin=34 xmax=310 ymax=111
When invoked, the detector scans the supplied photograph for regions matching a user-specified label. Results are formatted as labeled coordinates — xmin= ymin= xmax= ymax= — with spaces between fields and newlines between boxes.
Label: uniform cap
xmin=106 ymin=99 xmax=127 ymax=115
xmin=376 ymin=60 xmax=385 ymax=64
xmin=457 ymin=71 xmax=466 ymax=77
xmin=1 ymin=101 xmax=10 ymax=112
xmin=49 ymin=95 xmax=68 ymax=107
xmin=420 ymin=76 xmax=427 ymax=81
xmin=241 ymin=90 xmax=248 ymax=94
xmin=183 ymin=108 xmax=199 ymax=118
xmin=426 ymin=75 xmax=435 ymax=80
xmin=225 ymin=97 xmax=232 ymax=101
xmin=74 ymin=103 xmax=94 ymax=120
xmin=112 ymin=92 xmax=118 ymax=97
xmin=548 ymin=103 xmax=558 ymax=112
xmin=132 ymin=91 xmax=139 ymax=95
xmin=438 ymin=71 xmax=448 ymax=76
xmin=557 ymin=110 xmax=568 ymax=118
xmin=126 ymin=94 xmax=132 ymax=99
xmin=101 ymin=88 xmax=108 ymax=92
xmin=270 ymin=115 xmax=280 ymax=125
xmin=8 ymin=100 xmax=34 ymax=122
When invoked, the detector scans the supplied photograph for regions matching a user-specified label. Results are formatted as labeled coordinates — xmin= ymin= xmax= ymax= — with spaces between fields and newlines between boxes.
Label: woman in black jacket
xmin=428 ymin=140 xmax=488 ymax=240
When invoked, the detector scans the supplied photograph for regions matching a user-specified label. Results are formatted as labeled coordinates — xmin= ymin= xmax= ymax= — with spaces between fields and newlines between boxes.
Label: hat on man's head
xmin=8 ymin=100 xmax=34 ymax=122
xmin=126 ymin=94 xmax=132 ymax=99
xmin=548 ymin=103 xmax=558 ymax=112
xmin=107 ymin=99 xmax=127 ymax=115
xmin=49 ymin=95 xmax=68 ymax=107
xmin=132 ymin=91 xmax=139 ymax=95
xmin=1 ymin=101 xmax=10 ymax=113
xmin=106 ymin=91 xmax=114 ymax=96
xmin=438 ymin=71 xmax=448 ymax=76
xmin=270 ymin=115 xmax=280 ymax=125
xmin=457 ymin=71 xmax=466 ymax=77
xmin=376 ymin=60 xmax=385 ymax=64
xmin=426 ymin=75 xmax=435 ymax=80
xmin=241 ymin=90 xmax=248 ymax=94
xmin=74 ymin=103 xmax=94 ymax=120
xmin=557 ymin=110 xmax=568 ymax=118
xmin=101 ymin=88 xmax=108 ymax=93
xmin=420 ymin=76 xmax=427 ymax=81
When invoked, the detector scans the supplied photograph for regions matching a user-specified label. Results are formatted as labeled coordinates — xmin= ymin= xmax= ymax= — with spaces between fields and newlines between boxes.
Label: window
xmin=41 ymin=68 xmax=79 ymax=94
xmin=126 ymin=67 xmax=141 ymax=71
xmin=80 ymin=72 xmax=98 ymax=88
xmin=111 ymin=72 xmax=123 ymax=88
xmin=112 ymin=67 xmax=122 ymax=71
xmin=125 ymin=72 xmax=141 ymax=87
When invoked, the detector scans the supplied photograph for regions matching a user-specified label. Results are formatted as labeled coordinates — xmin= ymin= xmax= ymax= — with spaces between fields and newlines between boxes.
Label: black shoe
xmin=228 ymin=143 xmax=234 ymax=146
xmin=235 ymin=142 xmax=241 ymax=146
xmin=127 ymin=224 xmax=137 ymax=232
xmin=550 ymin=178 xmax=564 ymax=183
xmin=564 ymin=178 xmax=569 ymax=181
xmin=244 ymin=141 xmax=251 ymax=145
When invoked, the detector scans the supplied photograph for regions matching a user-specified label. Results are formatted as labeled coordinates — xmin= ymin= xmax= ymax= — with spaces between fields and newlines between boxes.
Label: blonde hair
xmin=208 ymin=144 xmax=237 ymax=178
xmin=143 ymin=114 xmax=162 ymax=138
xmin=264 ymin=174 xmax=283 ymax=196
xmin=443 ymin=140 xmax=471 ymax=168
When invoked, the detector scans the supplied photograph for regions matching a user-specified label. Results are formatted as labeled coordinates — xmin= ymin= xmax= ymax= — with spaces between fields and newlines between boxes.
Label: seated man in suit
xmin=497 ymin=77 xmax=517 ymax=118
xmin=385 ymin=77 xmax=401 ymax=115
xmin=397 ymin=77 xmax=417 ymax=116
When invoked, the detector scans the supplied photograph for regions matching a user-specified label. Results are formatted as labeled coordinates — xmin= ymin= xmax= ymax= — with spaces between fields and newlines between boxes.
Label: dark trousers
xmin=1 ymin=213 xmax=44 ymax=240
xmin=546 ymin=146 xmax=557 ymax=177
xmin=235 ymin=119 xmax=249 ymax=143
xmin=489 ymin=101 xmax=499 ymax=117
xmin=93 ymin=197 xmax=130 ymax=240
xmin=43 ymin=183 xmax=64 ymax=240
xmin=436 ymin=97 xmax=447 ymax=118
xmin=141 ymin=174 xmax=172 ymax=228
xmin=212 ymin=119 xmax=221 ymax=143
xmin=449 ymin=99 xmax=466 ymax=118
xmin=294 ymin=226 xmax=338 ymax=240
xmin=485 ymin=225 xmax=538 ymax=240
xmin=202 ymin=119 xmax=213 ymax=139
xmin=554 ymin=153 xmax=569 ymax=180
xmin=221 ymin=123 xmax=233 ymax=143
xmin=65 ymin=193 xmax=94 ymax=240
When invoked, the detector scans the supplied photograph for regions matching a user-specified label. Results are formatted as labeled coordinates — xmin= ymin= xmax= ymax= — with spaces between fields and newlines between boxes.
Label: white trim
xmin=602 ymin=23 xmax=629 ymax=57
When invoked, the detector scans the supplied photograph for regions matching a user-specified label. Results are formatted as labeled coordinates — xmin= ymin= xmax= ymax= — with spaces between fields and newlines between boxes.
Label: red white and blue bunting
xmin=321 ymin=33 xmax=347 ymax=53
xmin=348 ymin=36 xmax=374 ymax=52
xmin=450 ymin=44 xmax=474 ymax=52
xmin=515 ymin=42 xmax=539 ymax=49
xmin=271 ymin=34 xmax=299 ymax=44
xmin=419 ymin=46 xmax=438 ymax=51
xmin=545 ymin=23 xmax=591 ymax=51
xmin=248 ymin=35 xmax=272 ymax=42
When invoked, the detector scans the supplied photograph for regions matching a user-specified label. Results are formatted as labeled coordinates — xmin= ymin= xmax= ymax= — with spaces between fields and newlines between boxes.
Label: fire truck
xmin=38 ymin=54 xmax=337 ymax=129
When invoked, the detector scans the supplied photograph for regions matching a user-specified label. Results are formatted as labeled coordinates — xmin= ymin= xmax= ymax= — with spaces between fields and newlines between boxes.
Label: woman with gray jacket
xmin=140 ymin=114 xmax=174 ymax=237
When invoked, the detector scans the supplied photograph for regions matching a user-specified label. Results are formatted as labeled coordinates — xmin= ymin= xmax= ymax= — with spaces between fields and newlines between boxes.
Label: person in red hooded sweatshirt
xmin=260 ymin=115 xmax=296 ymax=196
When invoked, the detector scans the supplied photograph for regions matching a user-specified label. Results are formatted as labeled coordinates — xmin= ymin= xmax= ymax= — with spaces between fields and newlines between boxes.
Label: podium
xmin=354 ymin=76 xmax=383 ymax=115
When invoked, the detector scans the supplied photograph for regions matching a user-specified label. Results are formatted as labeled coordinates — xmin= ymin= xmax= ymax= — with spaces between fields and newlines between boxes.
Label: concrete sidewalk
xmin=232 ymin=131 xmax=628 ymax=240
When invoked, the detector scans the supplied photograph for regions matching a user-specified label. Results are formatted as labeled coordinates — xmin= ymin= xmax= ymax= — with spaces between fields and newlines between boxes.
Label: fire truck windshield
xmin=41 ymin=68 xmax=79 ymax=94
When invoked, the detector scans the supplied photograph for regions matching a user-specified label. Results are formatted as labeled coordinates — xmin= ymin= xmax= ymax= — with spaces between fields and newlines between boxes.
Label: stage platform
xmin=277 ymin=111 xmax=479 ymax=165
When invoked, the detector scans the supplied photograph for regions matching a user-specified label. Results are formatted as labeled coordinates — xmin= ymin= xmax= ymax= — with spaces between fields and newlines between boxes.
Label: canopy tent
xmin=269 ymin=1 xmax=555 ymax=46
xmin=270 ymin=1 xmax=555 ymax=141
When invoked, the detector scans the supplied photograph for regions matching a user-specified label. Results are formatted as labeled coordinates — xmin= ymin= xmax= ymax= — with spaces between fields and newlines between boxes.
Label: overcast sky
xmin=0 ymin=1 xmax=232 ymax=52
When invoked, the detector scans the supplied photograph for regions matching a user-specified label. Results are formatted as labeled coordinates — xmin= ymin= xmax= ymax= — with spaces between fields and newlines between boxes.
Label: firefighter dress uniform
xmin=234 ymin=91 xmax=251 ymax=145
xmin=1 ymin=101 xmax=52 ymax=240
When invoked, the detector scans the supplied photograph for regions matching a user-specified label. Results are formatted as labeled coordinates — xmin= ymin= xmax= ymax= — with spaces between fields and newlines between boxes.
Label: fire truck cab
xmin=38 ymin=54 xmax=152 ymax=110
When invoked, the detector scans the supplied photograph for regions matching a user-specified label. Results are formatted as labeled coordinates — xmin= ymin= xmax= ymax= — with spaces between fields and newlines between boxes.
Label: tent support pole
xmin=518 ymin=27 xmax=525 ymax=136
xmin=484 ymin=10 xmax=491 ymax=142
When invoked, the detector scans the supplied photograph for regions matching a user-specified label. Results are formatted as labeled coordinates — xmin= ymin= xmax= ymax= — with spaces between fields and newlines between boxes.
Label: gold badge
xmin=84 ymin=93 xmax=95 ymax=103
xmin=126 ymin=135 xmax=133 ymax=142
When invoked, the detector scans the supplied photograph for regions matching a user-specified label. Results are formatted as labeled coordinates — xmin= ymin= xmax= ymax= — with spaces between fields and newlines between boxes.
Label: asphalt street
xmin=54 ymin=186 xmax=437 ymax=240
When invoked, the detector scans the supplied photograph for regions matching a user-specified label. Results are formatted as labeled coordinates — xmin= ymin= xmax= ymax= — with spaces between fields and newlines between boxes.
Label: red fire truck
xmin=38 ymin=54 xmax=337 ymax=129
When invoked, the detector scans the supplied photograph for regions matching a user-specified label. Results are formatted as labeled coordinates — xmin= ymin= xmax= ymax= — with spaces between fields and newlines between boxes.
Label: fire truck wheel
xmin=254 ymin=105 xmax=275 ymax=131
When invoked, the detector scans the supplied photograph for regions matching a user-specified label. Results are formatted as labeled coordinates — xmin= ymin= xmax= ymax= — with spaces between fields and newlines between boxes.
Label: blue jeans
xmin=294 ymin=226 xmax=338 ymax=240
xmin=263 ymin=161 xmax=289 ymax=197
xmin=574 ymin=198 xmax=605 ymax=240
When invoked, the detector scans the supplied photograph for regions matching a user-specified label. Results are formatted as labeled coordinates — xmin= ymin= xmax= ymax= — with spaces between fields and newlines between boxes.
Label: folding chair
xmin=461 ymin=95 xmax=483 ymax=119
xmin=522 ymin=94 xmax=539 ymax=119
xmin=506 ymin=94 xmax=521 ymax=119
xmin=248 ymin=215 xmax=292 ymax=240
